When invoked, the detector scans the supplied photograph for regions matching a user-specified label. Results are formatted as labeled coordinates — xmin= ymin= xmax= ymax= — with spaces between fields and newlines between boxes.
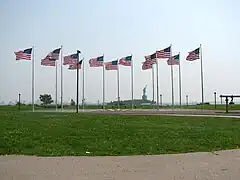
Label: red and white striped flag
xmin=68 ymin=60 xmax=82 ymax=70
xmin=186 ymin=47 xmax=200 ymax=61
xmin=89 ymin=56 xmax=104 ymax=67
xmin=41 ymin=59 xmax=55 ymax=66
xmin=63 ymin=53 xmax=78 ymax=65
xmin=156 ymin=46 xmax=171 ymax=59
xmin=105 ymin=60 xmax=118 ymax=70
xmin=142 ymin=60 xmax=154 ymax=70
xmin=167 ymin=59 xmax=179 ymax=65
xmin=144 ymin=53 xmax=157 ymax=63
xmin=167 ymin=54 xmax=180 ymax=65
xmin=44 ymin=48 xmax=61 ymax=61
xmin=119 ymin=55 xmax=132 ymax=66
xmin=14 ymin=48 xmax=32 ymax=60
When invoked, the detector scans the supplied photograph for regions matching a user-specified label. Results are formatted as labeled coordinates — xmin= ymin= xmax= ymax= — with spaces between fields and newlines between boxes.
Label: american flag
xmin=41 ymin=59 xmax=56 ymax=66
xmin=119 ymin=55 xmax=132 ymax=66
xmin=44 ymin=48 xmax=61 ymax=61
xmin=105 ymin=60 xmax=118 ymax=70
xmin=186 ymin=47 xmax=200 ymax=61
xmin=89 ymin=56 xmax=104 ymax=67
xmin=156 ymin=46 xmax=171 ymax=58
xmin=68 ymin=60 xmax=82 ymax=70
xmin=14 ymin=48 xmax=32 ymax=60
xmin=63 ymin=53 xmax=78 ymax=65
xmin=142 ymin=60 xmax=154 ymax=70
xmin=145 ymin=53 xmax=157 ymax=63
xmin=167 ymin=54 xmax=180 ymax=65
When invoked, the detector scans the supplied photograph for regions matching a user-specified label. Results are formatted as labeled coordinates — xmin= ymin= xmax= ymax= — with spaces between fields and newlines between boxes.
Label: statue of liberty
xmin=142 ymin=85 xmax=147 ymax=101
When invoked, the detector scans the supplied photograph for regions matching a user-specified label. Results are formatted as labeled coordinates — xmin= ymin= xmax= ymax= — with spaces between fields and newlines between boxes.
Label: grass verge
xmin=1 ymin=112 xmax=240 ymax=156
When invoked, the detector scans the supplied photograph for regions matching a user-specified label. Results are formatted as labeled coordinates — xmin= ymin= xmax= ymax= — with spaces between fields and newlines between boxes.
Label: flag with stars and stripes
xmin=105 ymin=60 xmax=118 ymax=70
xmin=119 ymin=55 xmax=132 ymax=66
xmin=41 ymin=59 xmax=56 ymax=66
xmin=142 ymin=60 xmax=154 ymax=70
xmin=63 ymin=53 xmax=78 ymax=65
xmin=68 ymin=60 xmax=82 ymax=70
xmin=156 ymin=46 xmax=171 ymax=58
xmin=14 ymin=48 xmax=32 ymax=60
xmin=43 ymin=48 xmax=61 ymax=61
xmin=186 ymin=47 xmax=200 ymax=61
xmin=167 ymin=54 xmax=180 ymax=65
xmin=144 ymin=53 xmax=157 ymax=63
xmin=89 ymin=56 xmax=104 ymax=67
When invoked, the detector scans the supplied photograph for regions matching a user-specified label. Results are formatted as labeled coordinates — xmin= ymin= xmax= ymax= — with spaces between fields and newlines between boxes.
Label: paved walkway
xmin=35 ymin=108 xmax=240 ymax=118
xmin=1 ymin=149 xmax=240 ymax=180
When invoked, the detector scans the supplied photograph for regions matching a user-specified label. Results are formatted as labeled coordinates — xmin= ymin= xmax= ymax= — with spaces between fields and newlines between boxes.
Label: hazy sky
xmin=0 ymin=0 xmax=239 ymax=104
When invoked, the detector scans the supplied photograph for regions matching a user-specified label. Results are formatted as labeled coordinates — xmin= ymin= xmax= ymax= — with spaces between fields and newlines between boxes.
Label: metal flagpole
xmin=156 ymin=57 xmax=159 ymax=110
xmin=152 ymin=65 xmax=155 ymax=109
xmin=117 ymin=60 xmax=120 ymax=110
xmin=200 ymin=44 xmax=204 ymax=106
xmin=32 ymin=46 xmax=35 ymax=112
xmin=102 ymin=54 xmax=105 ymax=111
xmin=55 ymin=59 xmax=58 ymax=111
xmin=76 ymin=50 xmax=81 ymax=113
xmin=170 ymin=44 xmax=174 ymax=108
xmin=60 ymin=45 xmax=63 ymax=111
xmin=82 ymin=57 xmax=85 ymax=111
xmin=178 ymin=52 xmax=182 ymax=107
xmin=131 ymin=54 xmax=134 ymax=109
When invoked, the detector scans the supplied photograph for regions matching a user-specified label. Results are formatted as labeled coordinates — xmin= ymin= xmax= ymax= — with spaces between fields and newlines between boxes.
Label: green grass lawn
xmin=1 ymin=111 xmax=240 ymax=156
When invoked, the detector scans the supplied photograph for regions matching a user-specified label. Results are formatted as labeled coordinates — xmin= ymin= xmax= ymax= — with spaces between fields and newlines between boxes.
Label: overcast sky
xmin=0 ymin=0 xmax=239 ymax=104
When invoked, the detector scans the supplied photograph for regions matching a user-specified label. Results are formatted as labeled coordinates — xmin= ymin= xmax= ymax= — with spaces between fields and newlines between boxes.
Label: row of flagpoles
xmin=14 ymin=44 xmax=203 ymax=112
xmin=141 ymin=45 xmax=202 ymax=109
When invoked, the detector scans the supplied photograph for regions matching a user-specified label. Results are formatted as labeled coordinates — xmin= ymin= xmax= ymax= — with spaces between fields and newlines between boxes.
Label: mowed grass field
xmin=1 ymin=106 xmax=240 ymax=156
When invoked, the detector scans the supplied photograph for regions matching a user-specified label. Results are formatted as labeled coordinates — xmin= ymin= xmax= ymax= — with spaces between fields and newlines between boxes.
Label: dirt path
xmin=1 ymin=149 xmax=239 ymax=180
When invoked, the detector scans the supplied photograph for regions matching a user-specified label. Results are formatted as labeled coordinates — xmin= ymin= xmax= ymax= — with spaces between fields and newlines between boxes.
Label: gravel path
xmin=1 ymin=149 xmax=239 ymax=180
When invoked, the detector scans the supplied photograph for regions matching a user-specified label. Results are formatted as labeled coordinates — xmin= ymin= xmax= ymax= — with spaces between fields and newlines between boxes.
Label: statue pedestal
xmin=142 ymin=95 xmax=147 ymax=101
